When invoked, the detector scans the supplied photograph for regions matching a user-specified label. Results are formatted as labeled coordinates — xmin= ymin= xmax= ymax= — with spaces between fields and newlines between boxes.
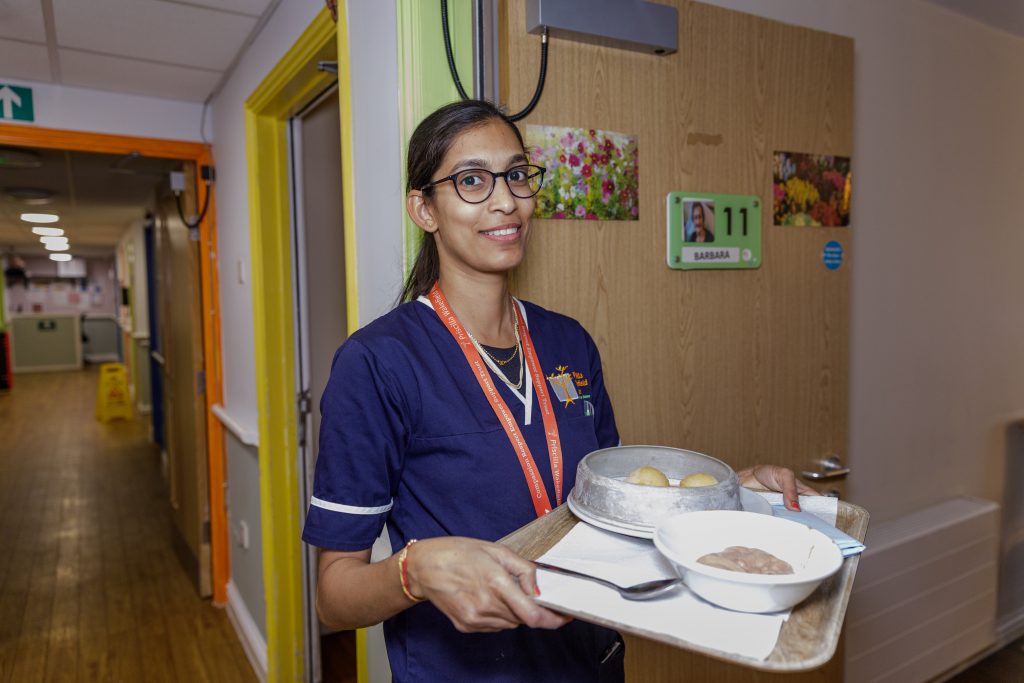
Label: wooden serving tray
xmin=500 ymin=500 xmax=869 ymax=673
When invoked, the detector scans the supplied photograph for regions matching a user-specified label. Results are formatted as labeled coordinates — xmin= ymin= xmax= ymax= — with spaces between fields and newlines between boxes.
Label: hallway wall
xmin=0 ymin=78 xmax=205 ymax=142
xmin=207 ymin=0 xmax=404 ymax=659
xmin=700 ymin=0 xmax=1024 ymax=526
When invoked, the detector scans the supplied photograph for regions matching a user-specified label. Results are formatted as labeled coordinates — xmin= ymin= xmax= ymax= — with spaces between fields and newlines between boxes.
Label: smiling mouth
xmin=481 ymin=225 xmax=521 ymax=239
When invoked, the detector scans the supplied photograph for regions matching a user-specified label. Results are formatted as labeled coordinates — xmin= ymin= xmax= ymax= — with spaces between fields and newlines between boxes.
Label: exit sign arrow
xmin=0 ymin=84 xmax=34 ymax=122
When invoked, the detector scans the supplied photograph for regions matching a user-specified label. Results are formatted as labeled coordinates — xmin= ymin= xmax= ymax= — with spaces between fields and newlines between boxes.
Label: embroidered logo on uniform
xmin=546 ymin=364 xmax=591 ymax=408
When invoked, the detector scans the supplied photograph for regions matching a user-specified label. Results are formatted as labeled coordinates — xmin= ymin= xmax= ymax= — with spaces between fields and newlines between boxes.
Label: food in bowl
xmin=654 ymin=510 xmax=843 ymax=613
xmin=697 ymin=546 xmax=794 ymax=575
xmin=679 ymin=472 xmax=718 ymax=488
xmin=626 ymin=465 xmax=670 ymax=487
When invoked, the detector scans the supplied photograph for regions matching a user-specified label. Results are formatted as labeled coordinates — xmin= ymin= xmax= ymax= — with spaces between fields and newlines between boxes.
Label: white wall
xmin=208 ymin=0 xmax=323 ymax=434
xmin=208 ymin=4 xmax=402 ymax=678
xmin=346 ymin=2 xmax=405 ymax=324
xmin=698 ymin=0 xmax=1024 ymax=523
xmin=211 ymin=0 xmax=404 ymax=437
xmin=0 ymin=78 xmax=205 ymax=142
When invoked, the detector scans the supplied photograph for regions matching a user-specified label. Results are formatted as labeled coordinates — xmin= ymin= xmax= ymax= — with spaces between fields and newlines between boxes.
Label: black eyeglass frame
xmin=420 ymin=164 xmax=547 ymax=204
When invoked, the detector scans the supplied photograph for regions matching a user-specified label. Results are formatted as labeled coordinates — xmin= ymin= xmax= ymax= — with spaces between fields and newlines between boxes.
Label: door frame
xmin=244 ymin=7 xmax=357 ymax=682
xmin=0 ymin=123 xmax=228 ymax=601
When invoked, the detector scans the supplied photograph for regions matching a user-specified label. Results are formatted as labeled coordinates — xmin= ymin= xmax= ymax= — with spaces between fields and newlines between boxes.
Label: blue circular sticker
xmin=823 ymin=240 xmax=843 ymax=270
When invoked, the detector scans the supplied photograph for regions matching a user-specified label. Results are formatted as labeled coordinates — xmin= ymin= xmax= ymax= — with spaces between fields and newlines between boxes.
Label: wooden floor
xmin=0 ymin=369 xmax=257 ymax=683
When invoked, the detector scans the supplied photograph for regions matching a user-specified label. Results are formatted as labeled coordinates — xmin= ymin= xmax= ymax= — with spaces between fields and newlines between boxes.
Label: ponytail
xmin=399 ymin=233 xmax=440 ymax=303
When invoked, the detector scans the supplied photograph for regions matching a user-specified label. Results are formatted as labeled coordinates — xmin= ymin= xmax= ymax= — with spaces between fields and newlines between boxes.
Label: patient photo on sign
xmin=684 ymin=200 xmax=715 ymax=243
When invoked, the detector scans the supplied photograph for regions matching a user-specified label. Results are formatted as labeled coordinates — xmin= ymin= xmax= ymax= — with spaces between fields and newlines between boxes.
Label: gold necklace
xmin=474 ymin=313 xmax=520 ymax=366
xmin=467 ymin=301 xmax=524 ymax=390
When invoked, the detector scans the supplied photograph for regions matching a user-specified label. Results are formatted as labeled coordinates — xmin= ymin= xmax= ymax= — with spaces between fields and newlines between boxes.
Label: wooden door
xmin=155 ymin=166 xmax=211 ymax=597
xmin=502 ymin=0 xmax=852 ymax=678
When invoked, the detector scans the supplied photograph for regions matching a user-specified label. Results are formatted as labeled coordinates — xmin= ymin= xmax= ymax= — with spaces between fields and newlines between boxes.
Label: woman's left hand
xmin=735 ymin=464 xmax=819 ymax=511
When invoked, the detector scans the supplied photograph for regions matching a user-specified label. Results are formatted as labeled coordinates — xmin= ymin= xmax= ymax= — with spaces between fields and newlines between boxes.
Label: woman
xmin=302 ymin=100 xmax=816 ymax=682
xmin=685 ymin=201 xmax=714 ymax=242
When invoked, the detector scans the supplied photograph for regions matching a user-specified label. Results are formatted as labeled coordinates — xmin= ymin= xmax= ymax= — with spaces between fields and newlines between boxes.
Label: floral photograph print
xmin=525 ymin=124 xmax=639 ymax=221
xmin=772 ymin=151 xmax=851 ymax=227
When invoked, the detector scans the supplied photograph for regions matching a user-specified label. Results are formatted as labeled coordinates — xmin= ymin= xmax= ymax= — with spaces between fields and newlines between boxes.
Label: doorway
xmin=0 ymin=122 xmax=229 ymax=604
xmin=243 ymin=7 xmax=359 ymax=681
xmin=288 ymin=82 xmax=354 ymax=682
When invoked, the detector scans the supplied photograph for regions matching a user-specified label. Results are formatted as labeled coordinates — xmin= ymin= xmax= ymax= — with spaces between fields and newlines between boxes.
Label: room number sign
xmin=666 ymin=192 xmax=762 ymax=270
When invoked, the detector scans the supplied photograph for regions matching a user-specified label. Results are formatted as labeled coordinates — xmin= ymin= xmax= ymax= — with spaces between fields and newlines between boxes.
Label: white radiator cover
xmin=845 ymin=497 xmax=999 ymax=683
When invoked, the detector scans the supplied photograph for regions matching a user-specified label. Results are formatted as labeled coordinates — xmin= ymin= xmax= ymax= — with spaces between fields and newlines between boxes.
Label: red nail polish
xmin=792 ymin=500 xmax=801 ymax=511
xmin=534 ymin=585 xmax=541 ymax=597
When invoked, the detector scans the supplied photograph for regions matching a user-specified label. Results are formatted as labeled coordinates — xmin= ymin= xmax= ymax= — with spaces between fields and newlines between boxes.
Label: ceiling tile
xmin=155 ymin=0 xmax=273 ymax=18
xmin=53 ymin=0 xmax=256 ymax=71
xmin=0 ymin=0 xmax=47 ymax=43
xmin=0 ymin=38 xmax=53 ymax=83
xmin=59 ymin=48 xmax=221 ymax=102
xmin=1 ymin=148 xmax=173 ymax=250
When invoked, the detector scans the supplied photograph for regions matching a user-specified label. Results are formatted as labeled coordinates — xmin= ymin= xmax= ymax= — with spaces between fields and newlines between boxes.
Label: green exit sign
xmin=0 ymin=84 xmax=34 ymax=123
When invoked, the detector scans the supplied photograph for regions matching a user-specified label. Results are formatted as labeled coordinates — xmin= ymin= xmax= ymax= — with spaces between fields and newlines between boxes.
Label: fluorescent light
xmin=31 ymin=226 xmax=64 ymax=237
xmin=20 ymin=212 xmax=59 ymax=223
xmin=45 ymin=243 xmax=70 ymax=251
xmin=49 ymin=253 xmax=73 ymax=262
xmin=40 ymin=235 xmax=69 ymax=246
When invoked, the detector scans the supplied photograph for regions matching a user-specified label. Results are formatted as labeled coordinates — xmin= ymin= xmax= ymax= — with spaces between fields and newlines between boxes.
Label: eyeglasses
xmin=420 ymin=164 xmax=546 ymax=204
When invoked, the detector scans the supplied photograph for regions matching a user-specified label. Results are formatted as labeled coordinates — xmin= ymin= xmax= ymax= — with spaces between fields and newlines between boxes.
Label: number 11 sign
xmin=666 ymin=192 xmax=762 ymax=270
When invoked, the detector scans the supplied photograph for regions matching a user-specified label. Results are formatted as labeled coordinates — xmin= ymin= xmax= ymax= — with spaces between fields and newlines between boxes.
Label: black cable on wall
xmin=441 ymin=0 xmax=549 ymax=122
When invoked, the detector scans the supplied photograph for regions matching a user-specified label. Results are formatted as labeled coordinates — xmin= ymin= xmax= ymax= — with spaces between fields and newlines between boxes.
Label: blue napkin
xmin=770 ymin=505 xmax=866 ymax=558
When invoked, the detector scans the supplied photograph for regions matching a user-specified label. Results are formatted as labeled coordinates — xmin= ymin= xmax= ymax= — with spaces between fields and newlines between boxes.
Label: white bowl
xmin=653 ymin=510 xmax=843 ymax=613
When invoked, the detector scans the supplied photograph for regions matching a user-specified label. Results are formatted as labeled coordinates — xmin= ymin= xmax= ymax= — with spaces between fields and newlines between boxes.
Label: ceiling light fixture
xmin=45 ymin=243 xmax=70 ymax=252
xmin=40 ymin=235 xmax=69 ymax=246
xmin=49 ymin=253 xmax=73 ymax=262
xmin=0 ymin=147 xmax=42 ymax=169
xmin=31 ymin=226 xmax=64 ymax=236
xmin=5 ymin=187 xmax=54 ymax=204
xmin=20 ymin=212 xmax=59 ymax=223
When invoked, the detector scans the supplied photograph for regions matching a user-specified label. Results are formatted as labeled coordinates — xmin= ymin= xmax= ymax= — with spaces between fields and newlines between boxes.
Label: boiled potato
xmin=626 ymin=466 xmax=670 ymax=487
xmin=679 ymin=472 xmax=718 ymax=488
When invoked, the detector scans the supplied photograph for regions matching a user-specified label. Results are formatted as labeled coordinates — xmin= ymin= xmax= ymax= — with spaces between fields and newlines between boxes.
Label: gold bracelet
xmin=398 ymin=539 xmax=425 ymax=603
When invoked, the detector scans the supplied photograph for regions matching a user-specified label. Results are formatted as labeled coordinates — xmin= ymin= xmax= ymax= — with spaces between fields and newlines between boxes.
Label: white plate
xmin=567 ymin=488 xmax=773 ymax=539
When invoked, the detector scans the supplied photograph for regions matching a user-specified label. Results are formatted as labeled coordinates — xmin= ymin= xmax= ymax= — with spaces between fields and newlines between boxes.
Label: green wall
xmin=396 ymin=0 xmax=474 ymax=277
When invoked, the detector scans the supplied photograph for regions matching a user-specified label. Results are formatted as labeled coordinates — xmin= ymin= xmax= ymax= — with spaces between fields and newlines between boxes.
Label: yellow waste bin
xmin=96 ymin=362 xmax=133 ymax=422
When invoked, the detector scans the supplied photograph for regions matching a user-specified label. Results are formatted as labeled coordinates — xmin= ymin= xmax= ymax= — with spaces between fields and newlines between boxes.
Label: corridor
xmin=0 ymin=369 xmax=256 ymax=682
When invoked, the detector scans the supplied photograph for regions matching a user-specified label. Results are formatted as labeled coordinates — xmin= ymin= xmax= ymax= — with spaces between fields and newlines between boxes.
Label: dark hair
xmin=399 ymin=100 xmax=525 ymax=304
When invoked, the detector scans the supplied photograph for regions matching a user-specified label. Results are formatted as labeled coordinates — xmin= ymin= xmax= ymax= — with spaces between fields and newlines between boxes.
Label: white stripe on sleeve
xmin=310 ymin=496 xmax=393 ymax=515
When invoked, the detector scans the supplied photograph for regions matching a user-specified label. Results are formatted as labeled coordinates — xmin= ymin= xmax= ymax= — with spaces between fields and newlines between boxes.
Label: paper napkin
xmin=753 ymin=492 xmax=865 ymax=557
xmin=536 ymin=523 xmax=788 ymax=661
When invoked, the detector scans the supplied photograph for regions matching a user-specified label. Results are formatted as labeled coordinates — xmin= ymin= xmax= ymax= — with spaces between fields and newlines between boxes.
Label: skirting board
xmin=84 ymin=353 xmax=120 ymax=363
xmin=12 ymin=362 xmax=82 ymax=373
xmin=932 ymin=609 xmax=1024 ymax=682
xmin=226 ymin=580 xmax=268 ymax=683
xmin=997 ymin=608 xmax=1024 ymax=647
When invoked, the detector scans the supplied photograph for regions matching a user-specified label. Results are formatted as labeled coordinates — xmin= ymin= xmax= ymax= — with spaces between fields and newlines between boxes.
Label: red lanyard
xmin=428 ymin=284 xmax=563 ymax=517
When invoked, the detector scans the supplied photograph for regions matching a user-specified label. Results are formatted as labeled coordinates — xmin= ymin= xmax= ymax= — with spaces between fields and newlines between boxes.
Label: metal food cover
xmin=569 ymin=445 xmax=741 ymax=532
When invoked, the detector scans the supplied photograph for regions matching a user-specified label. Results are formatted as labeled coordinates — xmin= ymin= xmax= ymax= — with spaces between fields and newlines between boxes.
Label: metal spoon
xmin=534 ymin=561 xmax=683 ymax=600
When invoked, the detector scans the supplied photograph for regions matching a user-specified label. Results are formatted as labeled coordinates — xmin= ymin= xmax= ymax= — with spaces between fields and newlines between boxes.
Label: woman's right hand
xmin=404 ymin=537 xmax=572 ymax=633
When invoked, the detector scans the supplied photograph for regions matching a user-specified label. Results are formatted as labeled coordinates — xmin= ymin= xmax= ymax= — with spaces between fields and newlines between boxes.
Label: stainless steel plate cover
xmin=569 ymin=445 xmax=741 ymax=530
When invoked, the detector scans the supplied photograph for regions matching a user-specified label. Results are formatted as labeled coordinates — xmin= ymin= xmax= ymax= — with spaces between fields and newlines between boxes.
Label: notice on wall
xmin=525 ymin=124 xmax=639 ymax=221
xmin=666 ymin=192 xmax=762 ymax=271
xmin=773 ymin=151 xmax=851 ymax=227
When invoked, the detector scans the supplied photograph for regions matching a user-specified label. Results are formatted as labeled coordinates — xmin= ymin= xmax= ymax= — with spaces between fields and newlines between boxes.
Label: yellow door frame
xmin=244 ymin=7 xmax=357 ymax=682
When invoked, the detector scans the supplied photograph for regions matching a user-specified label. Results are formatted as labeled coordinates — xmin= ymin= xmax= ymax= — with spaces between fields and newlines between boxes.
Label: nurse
xmin=302 ymin=99 xmax=816 ymax=682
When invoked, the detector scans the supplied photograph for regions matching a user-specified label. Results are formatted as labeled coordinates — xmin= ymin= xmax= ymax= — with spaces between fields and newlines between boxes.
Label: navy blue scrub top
xmin=302 ymin=298 xmax=622 ymax=683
